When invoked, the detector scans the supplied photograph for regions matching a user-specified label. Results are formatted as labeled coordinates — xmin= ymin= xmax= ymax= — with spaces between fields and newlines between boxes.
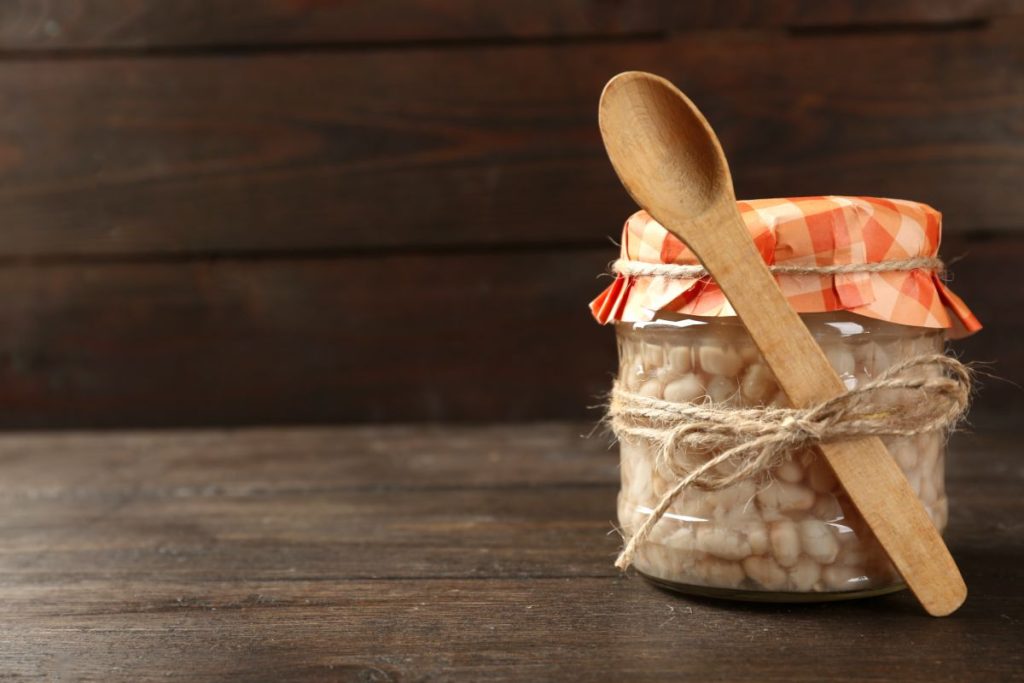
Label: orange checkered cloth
xmin=589 ymin=196 xmax=981 ymax=338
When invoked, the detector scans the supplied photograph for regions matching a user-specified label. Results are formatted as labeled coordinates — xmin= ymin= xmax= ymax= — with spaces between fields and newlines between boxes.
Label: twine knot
xmin=607 ymin=353 xmax=971 ymax=570
xmin=782 ymin=415 xmax=823 ymax=442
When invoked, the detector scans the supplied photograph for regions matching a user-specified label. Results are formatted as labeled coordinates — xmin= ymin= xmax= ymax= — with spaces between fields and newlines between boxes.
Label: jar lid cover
xmin=589 ymin=196 xmax=980 ymax=337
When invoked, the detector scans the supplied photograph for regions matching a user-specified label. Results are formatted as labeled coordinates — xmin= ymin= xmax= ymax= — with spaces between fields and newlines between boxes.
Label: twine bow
xmin=608 ymin=354 xmax=971 ymax=570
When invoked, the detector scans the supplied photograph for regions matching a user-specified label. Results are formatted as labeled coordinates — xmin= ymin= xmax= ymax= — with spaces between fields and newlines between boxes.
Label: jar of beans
xmin=590 ymin=198 xmax=981 ymax=600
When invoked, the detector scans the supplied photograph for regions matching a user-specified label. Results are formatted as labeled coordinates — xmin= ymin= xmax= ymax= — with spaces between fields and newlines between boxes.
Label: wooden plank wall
xmin=0 ymin=1 xmax=1020 ymax=428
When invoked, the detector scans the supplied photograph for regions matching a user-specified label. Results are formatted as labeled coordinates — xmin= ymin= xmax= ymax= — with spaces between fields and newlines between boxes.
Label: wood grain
xmin=675 ymin=0 xmax=1024 ymax=30
xmin=940 ymin=236 xmax=1023 ymax=418
xmin=0 ymin=0 xmax=666 ymax=50
xmin=1 ymin=1 xmax=1021 ymax=51
xmin=0 ymin=5 xmax=1018 ymax=429
xmin=0 ymin=248 xmax=616 ymax=428
xmin=1 ymin=423 xmax=1021 ymax=680
xmin=0 ymin=23 xmax=1020 ymax=258
xmin=0 ymin=424 xmax=620 ymax=580
xmin=0 ymin=237 xmax=1014 ymax=429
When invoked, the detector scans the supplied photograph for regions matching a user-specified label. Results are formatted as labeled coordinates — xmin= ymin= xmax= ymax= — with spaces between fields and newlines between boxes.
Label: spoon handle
xmin=685 ymin=199 xmax=967 ymax=616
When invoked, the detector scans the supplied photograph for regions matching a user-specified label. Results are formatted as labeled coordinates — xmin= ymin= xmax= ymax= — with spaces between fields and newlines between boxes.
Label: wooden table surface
xmin=1 ymin=423 xmax=1020 ymax=681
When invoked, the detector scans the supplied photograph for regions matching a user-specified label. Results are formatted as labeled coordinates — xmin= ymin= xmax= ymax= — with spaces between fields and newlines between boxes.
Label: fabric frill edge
xmin=589 ymin=271 xmax=981 ymax=339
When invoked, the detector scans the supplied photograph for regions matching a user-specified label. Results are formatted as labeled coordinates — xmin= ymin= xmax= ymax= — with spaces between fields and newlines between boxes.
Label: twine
xmin=608 ymin=353 xmax=971 ymax=570
xmin=611 ymin=256 xmax=944 ymax=279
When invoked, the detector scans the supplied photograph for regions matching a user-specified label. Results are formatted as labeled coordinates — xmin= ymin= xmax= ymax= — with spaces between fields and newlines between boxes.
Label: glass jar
xmin=615 ymin=311 xmax=947 ymax=601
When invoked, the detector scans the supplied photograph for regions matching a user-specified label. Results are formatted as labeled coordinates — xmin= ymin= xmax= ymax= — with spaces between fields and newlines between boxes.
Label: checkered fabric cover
xmin=589 ymin=196 xmax=980 ymax=337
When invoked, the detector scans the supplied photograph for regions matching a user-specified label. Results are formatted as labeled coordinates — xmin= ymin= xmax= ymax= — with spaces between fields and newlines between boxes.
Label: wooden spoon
xmin=598 ymin=71 xmax=966 ymax=616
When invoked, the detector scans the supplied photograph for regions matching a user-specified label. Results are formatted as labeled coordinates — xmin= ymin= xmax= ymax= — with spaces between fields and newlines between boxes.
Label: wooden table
xmin=1 ymin=423 xmax=1020 ymax=681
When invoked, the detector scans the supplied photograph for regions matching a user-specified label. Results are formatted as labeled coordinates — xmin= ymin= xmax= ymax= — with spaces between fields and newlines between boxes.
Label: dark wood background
xmin=0 ymin=0 xmax=1021 ymax=428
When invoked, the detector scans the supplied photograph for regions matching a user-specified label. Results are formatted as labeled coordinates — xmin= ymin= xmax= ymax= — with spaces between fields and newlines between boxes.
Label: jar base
xmin=636 ymin=570 xmax=908 ymax=603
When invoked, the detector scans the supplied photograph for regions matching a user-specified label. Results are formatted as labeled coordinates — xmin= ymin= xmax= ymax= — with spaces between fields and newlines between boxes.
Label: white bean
xmin=712 ymin=479 xmax=757 ymax=513
xmin=743 ymin=555 xmax=788 ymax=591
xmin=706 ymin=375 xmax=739 ymax=404
xmin=775 ymin=459 xmax=804 ymax=484
xmin=740 ymin=363 xmax=778 ymax=403
xmin=798 ymin=520 xmax=840 ymax=564
xmin=787 ymin=557 xmax=822 ymax=592
xmin=635 ymin=544 xmax=675 ymax=579
xmin=698 ymin=345 xmax=744 ymax=377
xmin=822 ymin=564 xmax=867 ymax=591
xmin=642 ymin=341 xmax=665 ymax=369
xmin=654 ymin=365 xmax=676 ymax=384
xmin=757 ymin=480 xmax=815 ymax=513
xmin=696 ymin=525 xmax=752 ymax=561
xmin=812 ymin=493 xmax=842 ymax=521
xmin=667 ymin=346 xmax=692 ymax=373
xmin=671 ymin=547 xmax=701 ymax=577
xmin=769 ymin=520 xmax=801 ymax=568
xmin=638 ymin=379 xmax=663 ymax=398
xmin=696 ymin=556 xmax=746 ymax=588
xmin=664 ymin=526 xmax=698 ymax=552
xmin=743 ymin=522 xmax=770 ymax=556
xmin=663 ymin=374 xmax=705 ymax=403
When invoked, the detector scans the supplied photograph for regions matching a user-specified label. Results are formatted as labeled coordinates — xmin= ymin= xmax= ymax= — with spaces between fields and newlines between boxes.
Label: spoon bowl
xmin=599 ymin=72 xmax=729 ymax=220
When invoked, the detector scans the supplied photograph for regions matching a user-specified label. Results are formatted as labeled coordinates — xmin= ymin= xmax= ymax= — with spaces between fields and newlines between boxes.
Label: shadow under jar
xmin=615 ymin=312 xmax=948 ymax=601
